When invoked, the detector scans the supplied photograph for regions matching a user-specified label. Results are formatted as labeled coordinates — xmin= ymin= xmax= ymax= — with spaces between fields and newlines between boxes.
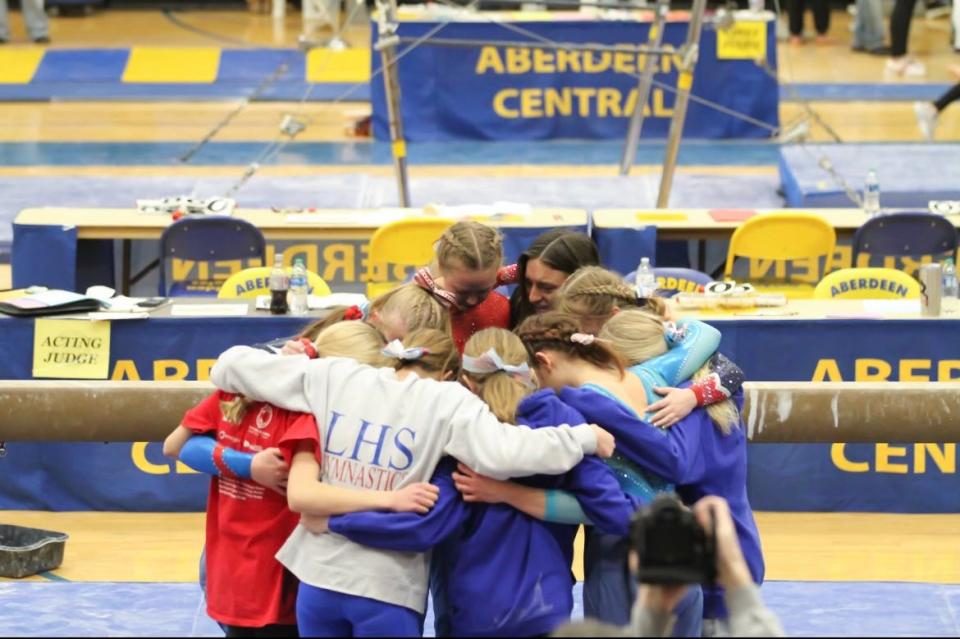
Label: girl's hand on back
xmin=590 ymin=424 xmax=616 ymax=458
xmin=648 ymin=387 xmax=697 ymax=428
xmin=280 ymin=340 xmax=308 ymax=356
xmin=452 ymin=463 xmax=509 ymax=504
xmin=390 ymin=482 xmax=441 ymax=513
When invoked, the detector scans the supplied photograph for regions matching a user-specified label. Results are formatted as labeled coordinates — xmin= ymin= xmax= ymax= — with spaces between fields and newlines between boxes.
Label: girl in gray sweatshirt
xmin=210 ymin=334 xmax=613 ymax=637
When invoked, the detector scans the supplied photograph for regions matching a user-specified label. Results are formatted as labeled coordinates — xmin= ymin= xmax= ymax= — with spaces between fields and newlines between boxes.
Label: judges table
xmin=592 ymin=208 xmax=960 ymax=274
xmin=1 ymin=298 xmax=958 ymax=513
xmin=12 ymin=207 xmax=589 ymax=295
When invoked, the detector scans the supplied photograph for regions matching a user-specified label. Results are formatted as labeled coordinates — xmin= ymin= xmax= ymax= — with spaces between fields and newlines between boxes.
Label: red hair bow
xmin=413 ymin=267 xmax=461 ymax=310
xmin=344 ymin=305 xmax=364 ymax=321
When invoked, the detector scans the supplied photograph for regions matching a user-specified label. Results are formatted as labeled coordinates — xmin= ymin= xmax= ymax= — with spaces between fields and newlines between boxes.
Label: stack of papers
xmin=170 ymin=304 xmax=249 ymax=317
xmin=255 ymin=293 xmax=369 ymax=311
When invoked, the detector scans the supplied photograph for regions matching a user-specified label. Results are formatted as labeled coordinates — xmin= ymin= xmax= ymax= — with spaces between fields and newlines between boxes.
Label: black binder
xmin=0 ymin=290 xmax=104 ymax=318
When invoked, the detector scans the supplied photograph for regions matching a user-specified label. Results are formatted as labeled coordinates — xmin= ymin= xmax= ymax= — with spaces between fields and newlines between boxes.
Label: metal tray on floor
xmin=0 ymin=524 xmax=68 ymax=579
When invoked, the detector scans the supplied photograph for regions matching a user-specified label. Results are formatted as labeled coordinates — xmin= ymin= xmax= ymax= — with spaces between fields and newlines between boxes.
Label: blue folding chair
xmin=852 ymin=212 xmax=958 ymax=266
xmin=158 ymin=216 xmax=266 ymax=296
xmin=623 ymin=267 xmax=712 ymax=297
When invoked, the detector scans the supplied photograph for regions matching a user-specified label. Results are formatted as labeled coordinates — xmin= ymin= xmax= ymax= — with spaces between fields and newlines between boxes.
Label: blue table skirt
xmin=11 ymin=221 xmax=603 ymax=294
xmin=1 ymin=313 xmax=957 ymax=513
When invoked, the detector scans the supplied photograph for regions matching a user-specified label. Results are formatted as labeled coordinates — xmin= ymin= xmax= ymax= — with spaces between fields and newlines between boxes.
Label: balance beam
xmin=1 ymin=381 xmax=959 ymax=443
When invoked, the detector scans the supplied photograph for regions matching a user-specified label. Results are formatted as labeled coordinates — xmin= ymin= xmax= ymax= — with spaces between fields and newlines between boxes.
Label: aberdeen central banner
xmin=371 ymin=15 xmax=779 ymax=141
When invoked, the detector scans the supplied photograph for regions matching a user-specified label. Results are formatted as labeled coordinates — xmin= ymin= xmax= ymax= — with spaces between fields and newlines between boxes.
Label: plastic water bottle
xmin=634 ymin=257 xmax=657 ymax=298
xmin=863 ymin=169 xmax=881 ymax=217
xmin=943 ymin=258 xmax=959 ymax=313
xmin=268 ymin=253 xmax=289 ymax=315
xmin=289 ymin=258 xmax=309 ymax=316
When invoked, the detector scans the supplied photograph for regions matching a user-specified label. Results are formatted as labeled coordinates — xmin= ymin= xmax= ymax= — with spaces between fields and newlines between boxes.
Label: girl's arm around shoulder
xmin=210 ymin=345 xmax=325 ymax=413
xmin=439 ymin=385 xmax=604 ymax=481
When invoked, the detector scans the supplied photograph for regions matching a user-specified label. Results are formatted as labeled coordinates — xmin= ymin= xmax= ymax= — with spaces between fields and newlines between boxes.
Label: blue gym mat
xmin=0 ymin=171 xmax=783 ymax=259
xmin=0 ymin=140 xmax=781 ymax=168
xmin=783 ymin=83 xmax=954 ymax=102
xmin=779 ymin=142 xmax=960 ymax=208
xmin=1 ymin=580 xmax=957 ymax=637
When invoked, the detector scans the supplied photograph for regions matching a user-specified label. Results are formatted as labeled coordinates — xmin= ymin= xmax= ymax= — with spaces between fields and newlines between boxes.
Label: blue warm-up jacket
xmin=328 ymin=390 xmax=639 ymax=637
xmin=559 ymin=386 xmax=764 ymax=619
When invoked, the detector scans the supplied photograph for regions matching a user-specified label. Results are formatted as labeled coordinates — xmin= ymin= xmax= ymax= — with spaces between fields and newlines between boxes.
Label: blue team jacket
xmin=329 ymin=390 xmax=639 ymax=637
xmin=558 ymin=386 xmax=764 ymax=619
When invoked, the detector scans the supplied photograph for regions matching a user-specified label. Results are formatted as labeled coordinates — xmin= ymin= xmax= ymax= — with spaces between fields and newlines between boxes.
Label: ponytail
xmin=382 ymin=329 xmax=460 ymax=379
xmin=462 ymin=328 xmax=534 ymax=423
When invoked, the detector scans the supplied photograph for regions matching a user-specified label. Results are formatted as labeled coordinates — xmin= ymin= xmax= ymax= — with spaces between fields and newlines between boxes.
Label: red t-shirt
xmin=451 ymin=291 xmax=511 ymax=353
xmin=182 ymin=391 xmax=316 ymax=628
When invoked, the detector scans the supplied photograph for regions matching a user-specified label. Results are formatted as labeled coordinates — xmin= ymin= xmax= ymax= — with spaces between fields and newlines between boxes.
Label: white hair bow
xmin=382 ymin=340 xmax=429 ymax=361
xmin=569 ymin=333 xmax=596 ymax=346
xmin=461 ymin=348 xmax=534 ymax=388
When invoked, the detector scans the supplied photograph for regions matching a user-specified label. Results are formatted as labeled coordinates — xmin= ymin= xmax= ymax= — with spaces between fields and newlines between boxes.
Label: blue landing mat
xmin=0 ymin=140 xmax=780 ymax=168
xmin=779 ymin=142 xmax=960 ymax=208
xmin=784 ymin=83 xmax=954 ymax=102
xmin=1 ymin=580 xmax=958 ymax=637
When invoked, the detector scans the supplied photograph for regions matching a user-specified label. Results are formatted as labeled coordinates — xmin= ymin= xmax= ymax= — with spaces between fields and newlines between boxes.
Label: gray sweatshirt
xmin=210 ymin=347 xmax=599 ymax=613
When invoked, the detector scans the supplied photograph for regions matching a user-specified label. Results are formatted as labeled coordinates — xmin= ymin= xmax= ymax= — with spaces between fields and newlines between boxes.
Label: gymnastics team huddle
xmin=162 ymin=221 xmax=765 ymax=638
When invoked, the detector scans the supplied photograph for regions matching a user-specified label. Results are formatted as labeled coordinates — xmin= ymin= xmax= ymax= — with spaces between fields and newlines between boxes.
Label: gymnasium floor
xmin=2 ymin=5 xmax=960 ymax=636
xmin=2 ymin=511 xmax=959 ymax=635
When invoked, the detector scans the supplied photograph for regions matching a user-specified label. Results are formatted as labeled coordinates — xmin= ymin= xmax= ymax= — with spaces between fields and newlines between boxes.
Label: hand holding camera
xmin=691 ymin=496 xmax=753 ymax=592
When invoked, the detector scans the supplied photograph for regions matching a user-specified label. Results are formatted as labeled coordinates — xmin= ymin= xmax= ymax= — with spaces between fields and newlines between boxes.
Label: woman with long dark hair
xmin=509 ymin=229 xmax=600 ymax=327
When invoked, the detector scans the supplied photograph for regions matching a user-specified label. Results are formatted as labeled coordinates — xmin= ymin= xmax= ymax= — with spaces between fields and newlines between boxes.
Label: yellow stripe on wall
xmin=0 ymin=49 xmax=45 ymax=84
xmin=122 ymin=47 xmax=221 ymax=84
xmin=306 ymin=48 xmax=371 ymax=84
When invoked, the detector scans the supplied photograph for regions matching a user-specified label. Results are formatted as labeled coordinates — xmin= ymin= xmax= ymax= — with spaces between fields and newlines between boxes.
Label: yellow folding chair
xmin=217 ymin=266 xmax=331 ymax=299
xmin=365 ymin=217 xmax=455 ymax=299
xmin=813 ymin=267 xmax=920 ymax=299
xmin=724 ymin=212 xmax=836 ymax=299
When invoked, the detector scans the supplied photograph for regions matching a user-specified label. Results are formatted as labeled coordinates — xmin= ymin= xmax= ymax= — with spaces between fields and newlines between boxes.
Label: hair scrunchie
xmin=343 ymin=305 xmax=364 ymax=321
xmin=298 ymin=337 xmax=319 ymax=359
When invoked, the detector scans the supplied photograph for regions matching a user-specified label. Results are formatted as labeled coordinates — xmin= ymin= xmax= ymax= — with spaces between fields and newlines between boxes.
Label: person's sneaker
xmin=32 ymin=36 xmax=50 ymax=44
xmin=914 ymin=101 xmax=938 ymax=140
xmin=886 ymin=57 xmax=927 ymax=77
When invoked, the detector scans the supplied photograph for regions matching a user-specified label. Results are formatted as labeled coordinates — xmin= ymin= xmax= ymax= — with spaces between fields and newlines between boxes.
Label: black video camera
xmin=629 ymin=494 xmax=717 ymax=585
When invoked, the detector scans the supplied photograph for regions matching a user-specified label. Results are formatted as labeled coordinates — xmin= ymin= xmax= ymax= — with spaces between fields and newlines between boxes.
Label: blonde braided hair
xmin=516 ymin=311 xmax=625 ymax=377
xmin=557 ymin=266 xmax=666 ymax=318
xmin=436 ymin=221 xmax=503 ymax=271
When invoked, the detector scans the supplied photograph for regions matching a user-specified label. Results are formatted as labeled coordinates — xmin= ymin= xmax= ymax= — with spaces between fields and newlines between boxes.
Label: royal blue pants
xmin=296 ymin=583 xmax=423 ymax=638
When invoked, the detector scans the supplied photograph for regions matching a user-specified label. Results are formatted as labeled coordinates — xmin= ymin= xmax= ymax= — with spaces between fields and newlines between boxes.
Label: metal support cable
xmin=395 ymin=36 xmax=675 ymax=55
xmin=224 ymin=0 xmax=482 ymax=196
